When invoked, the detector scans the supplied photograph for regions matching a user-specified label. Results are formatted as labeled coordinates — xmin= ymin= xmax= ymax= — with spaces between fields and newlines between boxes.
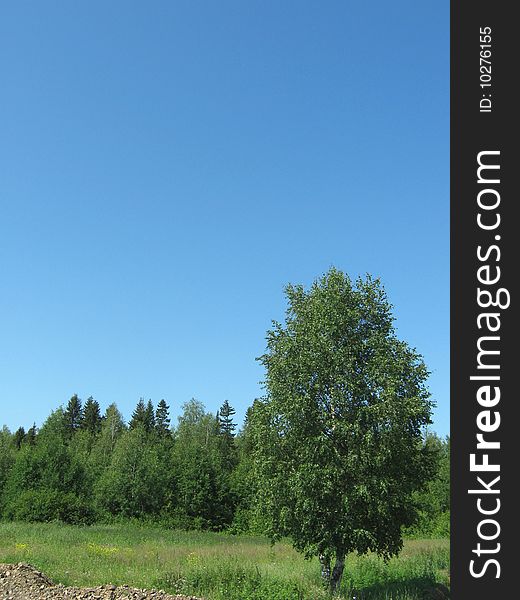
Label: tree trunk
xmin=330 ymin=553 xmax=345 ymax=593
xmin=319 ymin=553 xmax=331 ymax=586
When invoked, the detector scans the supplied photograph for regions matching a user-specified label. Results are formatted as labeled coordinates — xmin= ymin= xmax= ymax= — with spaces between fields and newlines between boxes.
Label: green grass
xmin=0 ymin=521 xmax=449 ymax=599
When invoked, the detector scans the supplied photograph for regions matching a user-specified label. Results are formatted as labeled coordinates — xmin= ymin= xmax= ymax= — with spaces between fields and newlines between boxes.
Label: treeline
xmin=0 ymin=395 xmax=449 ymax=535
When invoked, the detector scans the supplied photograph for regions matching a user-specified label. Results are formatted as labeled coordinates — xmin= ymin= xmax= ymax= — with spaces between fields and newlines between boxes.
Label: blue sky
xmin=0 ymin=1 xmax=449 ymax=436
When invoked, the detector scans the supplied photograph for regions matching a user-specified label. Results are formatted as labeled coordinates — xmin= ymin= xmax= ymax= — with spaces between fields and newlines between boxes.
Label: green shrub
xmin=432 ymin=511 xmax=450 ymax=537
xmin=4 ymin=489 xmax=95 ymax=525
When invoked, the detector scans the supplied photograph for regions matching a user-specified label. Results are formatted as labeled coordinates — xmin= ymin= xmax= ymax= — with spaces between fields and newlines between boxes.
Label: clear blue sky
xmin=0 ymin=1 xmax=449 ymax=437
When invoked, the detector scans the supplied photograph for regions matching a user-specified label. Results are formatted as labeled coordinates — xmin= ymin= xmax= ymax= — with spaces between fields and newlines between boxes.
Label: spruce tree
xmin=218 ymin=400 xmax=236 ymax=439
xmin=13 ymin=427 xmax=26 ymax=449
xmin=144 ymin=399 xmax=156 ymax=433
xmin=155 ymin=399 xmax=171 ymax=437
xmin=63 ymin=394 xmax=83 ymax=436
xmin=129 ymin=398 xmax=147 ymax=430
xmin=81 ymin=396 xmax=102 ymax=434
xmin=217 ymin=400 xmax=239 ymax=478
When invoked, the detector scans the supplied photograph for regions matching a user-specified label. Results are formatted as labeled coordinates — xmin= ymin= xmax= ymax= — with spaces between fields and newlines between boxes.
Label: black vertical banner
xmin=451 ymin=1 xmax=518 ymax=598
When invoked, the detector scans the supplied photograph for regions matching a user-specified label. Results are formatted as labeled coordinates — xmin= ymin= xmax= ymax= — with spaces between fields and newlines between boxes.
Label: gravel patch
xmin=0 ymin=563 xmax=203 ymax=600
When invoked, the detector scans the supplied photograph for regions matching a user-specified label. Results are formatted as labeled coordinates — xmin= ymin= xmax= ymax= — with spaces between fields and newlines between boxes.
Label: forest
xmin=0 ymin=393 xmax=449 ymax=538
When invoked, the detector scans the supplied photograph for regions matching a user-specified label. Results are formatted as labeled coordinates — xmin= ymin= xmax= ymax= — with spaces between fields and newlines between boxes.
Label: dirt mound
xmin=0 ymin=563 xmax=203 ymax=600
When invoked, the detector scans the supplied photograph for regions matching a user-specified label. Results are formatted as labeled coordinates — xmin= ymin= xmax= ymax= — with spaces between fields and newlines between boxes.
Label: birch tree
xmin=251 ymin=268 xmax=435 ymax=592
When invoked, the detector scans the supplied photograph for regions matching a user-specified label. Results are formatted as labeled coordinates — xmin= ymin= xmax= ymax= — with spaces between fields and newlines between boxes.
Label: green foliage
xmin=405 ymin=435 xmax=450 ymax=538
xmin=218 ymin=400 xmax=237 ymax=438
xmin=26 ymin=423 xmax=37 ymax=445
xmin=0 ymin=427 xmax=15 ymax=511
xmin=84 ymin=403 xmax=126 ymax=501
xmin=1 ymin=399 xmax=447 ymax=538
xmin=2 ymin=410 xmax=90 ymax=524
xmin=4 ymin=489 xmax=95 ymax=524
xmin=145 ymin=399 xmax=156 ymax=432
xmin=81 ymin=396 xmax=102 ymax=435
xmin=95 ymin=427 xmax=170 ymax=518
xmin=251 ymin=268 xmax=435 ymax=590
xmin=39 ymin=408 xmax=68 ymax=440
xmin=171 ymin=399 xmax=235 ymax=530
xmin=155 ymin=399 xmax=172 ymax=437
xmin=129 ymin=398 xmax=147 ymax=430
xmin=217 ymin=400 xmax=238 ymax=477
xmin=229 ymin=407 xmax=266 ymax=534
xmin=63 ymin=394 xmax=83 ymax=436
xmin=12 ymin=426 xmax=25 ymax=450
xmin=129 ymin=398 xmax=156 ymax=433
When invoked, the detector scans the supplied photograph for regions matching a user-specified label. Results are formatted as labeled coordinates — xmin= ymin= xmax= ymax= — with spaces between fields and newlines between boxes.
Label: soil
xmin=0 ymin=563 xmax=203 ymax=600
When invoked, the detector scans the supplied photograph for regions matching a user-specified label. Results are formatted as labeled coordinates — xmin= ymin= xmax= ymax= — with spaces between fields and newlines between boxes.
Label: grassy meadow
xmin=0 ymin=521 xmax=449 ymax=599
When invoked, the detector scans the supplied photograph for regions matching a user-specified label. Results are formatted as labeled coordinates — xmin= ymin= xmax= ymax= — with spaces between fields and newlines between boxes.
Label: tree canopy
xmin=250 ymin=268 xmax=436 ymax=591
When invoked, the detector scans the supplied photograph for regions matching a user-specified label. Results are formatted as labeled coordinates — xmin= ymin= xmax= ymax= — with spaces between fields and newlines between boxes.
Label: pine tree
xmin=81 ymin=397 xmax=102 ymax=434
xmin=63 ymin=394 xmax=83 ymax=436
xmin=155 ymin=399 xmax=171 ymax=437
